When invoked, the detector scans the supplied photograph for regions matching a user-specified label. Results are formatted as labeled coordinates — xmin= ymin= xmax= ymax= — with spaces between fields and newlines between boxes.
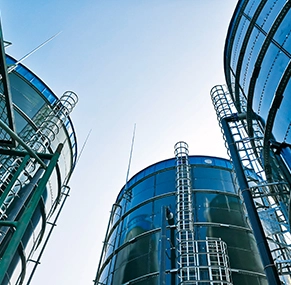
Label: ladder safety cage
xmin=0 ymin=89 xmax=78 ymax=284
xmin=211 ymin=85 xmax=291 ymax=280
xmin=174 ymin=142 xmax=233 ymax=285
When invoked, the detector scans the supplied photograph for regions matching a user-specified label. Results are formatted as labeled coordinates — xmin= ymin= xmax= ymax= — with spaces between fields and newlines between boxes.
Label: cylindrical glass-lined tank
xmin=0 ymin=55 xmax=78 ymax=284
xmin=95 ymin=155 xmax=267 ymax=285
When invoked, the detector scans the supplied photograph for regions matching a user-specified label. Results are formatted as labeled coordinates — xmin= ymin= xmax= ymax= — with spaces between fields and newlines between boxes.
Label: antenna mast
xmin=7 ymin=32 xmax=61 ymax=73
xmin=125 ymin=123 xmax=136 ymax=188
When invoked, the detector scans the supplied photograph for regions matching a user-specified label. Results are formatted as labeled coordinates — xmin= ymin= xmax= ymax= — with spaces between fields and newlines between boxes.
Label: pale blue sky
xmin=1 ymin=1 xmax=236 ymax=284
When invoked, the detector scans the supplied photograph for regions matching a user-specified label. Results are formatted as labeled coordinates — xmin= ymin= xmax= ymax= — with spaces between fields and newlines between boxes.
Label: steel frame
xmin=211 ymin=84 xmax=291 ymax=284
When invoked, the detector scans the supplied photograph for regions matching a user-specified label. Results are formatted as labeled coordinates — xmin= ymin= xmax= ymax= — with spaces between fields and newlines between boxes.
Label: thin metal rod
xmin=159 ymin=206 xmax=167 ymax=285
xmin=26 ymin=186 xmax=71 ymax=285
xmin=7 ymin=32 xmax=61 ymax=74
xmin=75 ymin=128 xmax=92 ymax=166
xmin=125 ymin=123 xmax=136 ymax=188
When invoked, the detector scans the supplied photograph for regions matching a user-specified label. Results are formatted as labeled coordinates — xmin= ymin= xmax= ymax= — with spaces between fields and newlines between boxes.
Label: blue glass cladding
xmin=112 ymin=231 xmax=159 ymax=285
xmin=117 ymin=156 xmax=233 ymax=202
xmin=194 ymin=192 xmax=246 ymax=227
xmin=155 ymin=170 xmax=175 ymax=195
xmin=97 ymin=155 xmax=268 ymax=285
xmin=131 ymin=177 xmax=155 ymax=206
xmin=113 ymin=157 xmax=236 ymax=247
xmin=253 ymin=43 xmax=289 ymax=119
xmin=244 ymin=0 xmax=262 ymax=18
xmin=274 ymin=8 xmax=291 ymax=53
xmin=119 ymin=202 xmax=154 ymax=246
xmin=192 ymin=167 xmax=236 ymax=193
xmin=239 ymin=29 xmax=265 ymax=93
xmin=5 ymin=56 xmax=56 ymax=104
xmin=272 ymin=80 xmax=291 ymax=143
xmin=6 ymin=55 xmax=77 ymax=166
xmin=9 ymin=73 xmax=47 ymax=120
xmin=256 ymin=0 xmax=285 ymax=32
xmin=230 ymin=15 xmax=250 ymax=71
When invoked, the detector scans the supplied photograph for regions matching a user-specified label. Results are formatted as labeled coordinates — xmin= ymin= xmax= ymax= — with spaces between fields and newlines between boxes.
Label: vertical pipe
xmin=166 ymin=208 xmax=176 ymax=285
xmin=0 ymin=144 xmax=62 ymax=285
xmin=221 ymin=118 xmax=280 ymax=284
xmin=159 ymin=206 xmax=167 ymax=285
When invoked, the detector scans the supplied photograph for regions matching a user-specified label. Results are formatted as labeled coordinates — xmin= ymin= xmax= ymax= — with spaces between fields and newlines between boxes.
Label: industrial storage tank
xmin=0 ymin=53 xmax=78 ymax=284
xmin=94 ymin=147 xmax=267 ymax=284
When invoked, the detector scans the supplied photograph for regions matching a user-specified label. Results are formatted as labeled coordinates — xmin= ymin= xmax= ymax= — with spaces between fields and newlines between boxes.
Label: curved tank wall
xmin=95 ymin=156 xmax=267 ymax=285
xmin=224 ymin=0 xmax=291 ymax=156
xmin=0 ymin=55 xmax=77 ymax=284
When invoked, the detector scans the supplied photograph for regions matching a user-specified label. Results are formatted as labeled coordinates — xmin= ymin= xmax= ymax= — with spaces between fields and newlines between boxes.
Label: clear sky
xmin=0 ymin=1 xmax=237 ymax=284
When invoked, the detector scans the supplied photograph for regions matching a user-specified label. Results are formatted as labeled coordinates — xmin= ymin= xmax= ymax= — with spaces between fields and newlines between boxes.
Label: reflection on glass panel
xmin=193 ymin=178 xmax=235 ymax=192
xmin=273 ymin=80 xmax=291 ymax=143
xmin=244 ymin=0 xmax=261 ymax=18
xmin=156 ymin=170 xmax=175 ymax=185
xmin=194 ymin=193 xmax=246 ymax=226
xmin=274 ymin=8 xmax=291 ymax=50
xmin=192 ymin=167 xmax=235 ymax=193
xmin=231 ymin=16 xmax=250 ymax=71
xmin=112 ymin=232 xmax=159 ymax=285
xmin=259 ymin=51 xmax=289 ymax=119
xmin=104 ymin=228 xmax=118 ymax=261
xmin=10 ymin=74 xmax=46 ymax=120
xmin=121 ymin=202 xmax=153 ymax=245
xmin=13 ymin=111 xmax=28 ymax=135
xmin=155 ymin=171 xmax=175 ymax=196
xmin=119 ymin=216 xmax=129 ymax=247
xmin=131 ymin=186 xmax=155 ymax=207
xmin=99 ymin=263 xmax=110 ymax=284
xmin=213 ymin=158 xmax=231 ymax=169
xmin=143 ymin=165 xmax=156 ymax=177
xmin=195 ymin=193 xmax=243 ymax=211
xmin=240 ymin=30 xmax=265 ymax=93
xmin=256 ymin=0 xmax=285 ymax=32
xmin=253 ymin=43 xmax=288 ymax=117
xmin=192 ymin=167 xmax=233 ymax=181
xmin=132 ymin=176 xmax=155 ymax=197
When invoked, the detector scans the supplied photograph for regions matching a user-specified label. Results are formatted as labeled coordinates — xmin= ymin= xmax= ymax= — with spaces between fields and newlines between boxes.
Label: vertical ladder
xmin=211 ymin=85 xmax=291 ymax=280
xmin=174 ymin=141 xmax=198 ymax=283
xmin=174 ymin=142 xmax=233 ymax=284
xmin=206 ymin=238 xmax=232 ymax=284
xmin=0 ymin=91 xmax=78 ymax=284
